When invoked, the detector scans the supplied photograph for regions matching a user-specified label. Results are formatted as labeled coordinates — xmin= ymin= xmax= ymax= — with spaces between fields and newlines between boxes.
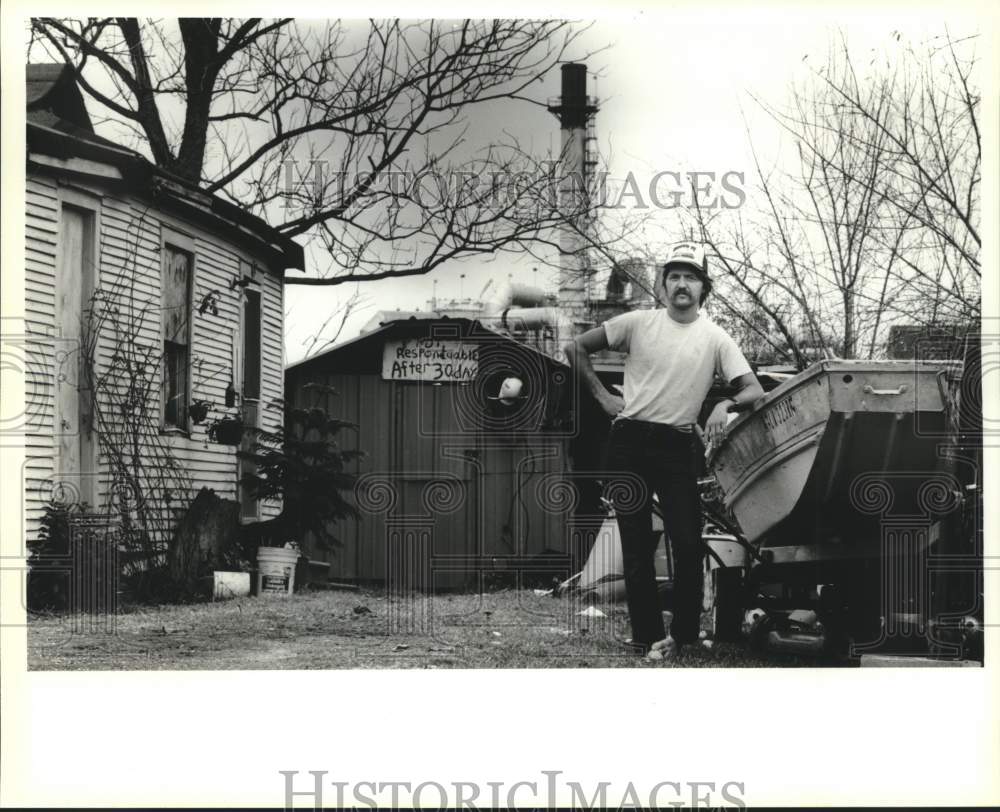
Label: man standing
xmin=564 ymin=242 xmax=763 ymax=660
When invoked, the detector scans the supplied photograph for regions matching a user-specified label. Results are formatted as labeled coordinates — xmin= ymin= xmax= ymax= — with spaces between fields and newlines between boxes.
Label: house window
xmin=242 ymin=287 xmax=262 ymax=401
xmin=162 ymin=243 xmax=193 ymax=430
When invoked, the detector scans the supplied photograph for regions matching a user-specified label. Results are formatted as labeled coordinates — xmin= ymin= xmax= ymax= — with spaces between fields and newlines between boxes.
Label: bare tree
xmin=296 ymin=286 xmax=371 ymax=360
xmin=682 ymin=29 xmax=980 ymax=365
xmin=28 ymin=18 xmax=599 ymax=286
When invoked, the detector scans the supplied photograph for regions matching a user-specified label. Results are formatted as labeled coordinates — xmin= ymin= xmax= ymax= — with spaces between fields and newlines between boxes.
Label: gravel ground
xmin=27 ymin=587 xmax=826 ymax=670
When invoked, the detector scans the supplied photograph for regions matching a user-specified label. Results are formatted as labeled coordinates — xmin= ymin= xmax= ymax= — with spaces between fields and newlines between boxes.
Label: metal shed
xmin=285 ymin=318 xmax=578 ymax=590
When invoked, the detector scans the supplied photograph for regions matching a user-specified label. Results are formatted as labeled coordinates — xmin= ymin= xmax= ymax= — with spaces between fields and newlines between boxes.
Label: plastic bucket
xmin=256 ymin=546 xmax=299 ymax=595
xmin=214 ymin=571 xmax=251 ymax=600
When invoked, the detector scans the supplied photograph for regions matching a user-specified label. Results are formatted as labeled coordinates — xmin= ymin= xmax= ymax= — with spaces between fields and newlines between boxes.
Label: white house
xmin=24 ymin=64 xmax=303 ymax=553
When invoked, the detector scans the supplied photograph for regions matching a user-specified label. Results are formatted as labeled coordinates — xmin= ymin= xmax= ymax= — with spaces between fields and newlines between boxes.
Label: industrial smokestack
xmin=557 ymin=63 xmax=589 ymax=127
xmin=548 ymin=64 xmax=599 ymax=323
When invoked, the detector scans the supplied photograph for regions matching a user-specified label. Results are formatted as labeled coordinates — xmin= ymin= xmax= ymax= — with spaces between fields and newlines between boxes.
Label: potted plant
xmin=237 ymin=398 xmax=363 ymax=593
xmin=189 ymin=399 xmax=211 ymax=425
xmin=208 ymin=415 xmax=245 ymax=445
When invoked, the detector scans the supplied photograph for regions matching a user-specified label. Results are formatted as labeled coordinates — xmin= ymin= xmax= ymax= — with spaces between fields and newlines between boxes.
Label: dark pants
xmin=606 ymin=418 xmax=704 ymax=647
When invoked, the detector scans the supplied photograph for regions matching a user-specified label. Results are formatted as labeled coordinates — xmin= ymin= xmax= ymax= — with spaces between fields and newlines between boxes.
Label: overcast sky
xmin=23 ymin=13 xmax=979 ymax=362
xmin=282 ymin=10 xmax=980 ymax=361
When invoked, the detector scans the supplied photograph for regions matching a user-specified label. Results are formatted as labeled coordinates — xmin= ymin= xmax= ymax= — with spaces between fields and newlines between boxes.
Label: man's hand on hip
xmin=601 ymin=393 xmax=625 ymax=418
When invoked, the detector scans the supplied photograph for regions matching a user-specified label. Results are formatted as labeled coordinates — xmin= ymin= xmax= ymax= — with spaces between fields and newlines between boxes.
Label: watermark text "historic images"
xmin=281 ymin=770 xmax=747 ymax=809
xmin=277 ymin=159 xmax=746 ymax=212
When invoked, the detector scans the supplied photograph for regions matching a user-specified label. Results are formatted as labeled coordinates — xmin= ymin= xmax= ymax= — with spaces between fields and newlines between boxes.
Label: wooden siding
xmin=24 ymin=171 xmax=285 ymax=543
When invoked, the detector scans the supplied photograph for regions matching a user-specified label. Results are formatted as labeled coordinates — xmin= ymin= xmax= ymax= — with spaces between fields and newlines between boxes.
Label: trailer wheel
xmin=748 ymin=611 xmax=776 ymax=652
xmin=815 ymin=567 xmax=882 ymax=659
xmin=709 ymin=567 xmax=745 ymax=642
xmin=814 ymin=583 xmax=854 ymax=660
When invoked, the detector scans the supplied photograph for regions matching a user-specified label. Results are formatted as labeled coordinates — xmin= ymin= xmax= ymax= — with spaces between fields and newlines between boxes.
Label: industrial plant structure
xmin=360 ymin=64 xmax=658 ymax=364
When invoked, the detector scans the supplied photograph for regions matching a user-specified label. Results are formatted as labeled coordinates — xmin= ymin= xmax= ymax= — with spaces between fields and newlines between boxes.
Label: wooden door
xmin=393 ymin=382 xmax=478 ymax=589
xmin=53 ymin=204 xmax=97 ymax=506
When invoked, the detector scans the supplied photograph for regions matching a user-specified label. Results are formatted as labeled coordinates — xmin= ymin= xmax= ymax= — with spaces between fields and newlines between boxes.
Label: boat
xmin=565 ymin=498 xmax=744 ymax=603
xmin=707 ymin=359 xmax=960 ymax=567
xmin=572 ymin=507 xmax=670 ymax=602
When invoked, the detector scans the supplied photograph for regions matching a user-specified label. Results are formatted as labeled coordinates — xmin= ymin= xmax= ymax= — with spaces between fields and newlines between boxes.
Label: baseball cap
xmin=663 ymin=242 xmax=709 ymax=278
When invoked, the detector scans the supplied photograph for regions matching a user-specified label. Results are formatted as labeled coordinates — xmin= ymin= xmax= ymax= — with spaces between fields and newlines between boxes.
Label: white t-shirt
xmin=603 ymin=309 xmax=752 ymax=428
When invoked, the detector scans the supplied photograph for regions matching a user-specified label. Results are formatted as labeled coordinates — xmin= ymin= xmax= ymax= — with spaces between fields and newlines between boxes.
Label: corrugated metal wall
xmin=287 ymin=329 xmax=573 ymax=590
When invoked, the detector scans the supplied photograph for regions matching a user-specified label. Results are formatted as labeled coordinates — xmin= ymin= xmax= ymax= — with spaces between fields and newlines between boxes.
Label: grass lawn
xmin=27 ymin=587 xmax=828 ymax=670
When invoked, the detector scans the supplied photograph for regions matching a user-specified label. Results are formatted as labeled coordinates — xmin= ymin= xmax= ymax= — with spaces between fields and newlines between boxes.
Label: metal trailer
xmin=703 ymin=357 xmax=983 ymax=662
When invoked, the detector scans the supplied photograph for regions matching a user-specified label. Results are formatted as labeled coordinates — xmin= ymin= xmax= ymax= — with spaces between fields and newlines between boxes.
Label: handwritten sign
xmin=382 ymin=338 xmax=479 ymax=382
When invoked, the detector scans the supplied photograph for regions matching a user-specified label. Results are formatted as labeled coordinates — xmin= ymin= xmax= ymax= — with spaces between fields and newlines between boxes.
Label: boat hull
xmin=709 ymin=361 xmax=955 ymax=553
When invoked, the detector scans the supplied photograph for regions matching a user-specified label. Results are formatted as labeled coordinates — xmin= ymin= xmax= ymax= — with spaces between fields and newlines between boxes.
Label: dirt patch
xmin=27 ymin=588 xmax=818 ymax=670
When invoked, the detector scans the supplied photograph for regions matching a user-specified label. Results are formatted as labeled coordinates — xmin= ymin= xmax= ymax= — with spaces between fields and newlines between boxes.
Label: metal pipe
xmin=500 ymin=306 xmax=571 ymax=333
xmin=484 ymin=281 xmax=548 ymax=315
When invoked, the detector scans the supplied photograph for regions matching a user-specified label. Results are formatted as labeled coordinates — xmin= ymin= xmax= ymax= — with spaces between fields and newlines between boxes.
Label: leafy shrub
xmin=27 ymin=501 xmax=118 ymax=613
xmin=238 ymin=398 xmax=364 ymax=552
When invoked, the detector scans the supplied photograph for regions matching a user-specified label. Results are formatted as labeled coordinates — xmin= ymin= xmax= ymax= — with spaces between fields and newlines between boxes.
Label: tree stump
xmin=168 ymin=488 xmax=242 ymax=595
